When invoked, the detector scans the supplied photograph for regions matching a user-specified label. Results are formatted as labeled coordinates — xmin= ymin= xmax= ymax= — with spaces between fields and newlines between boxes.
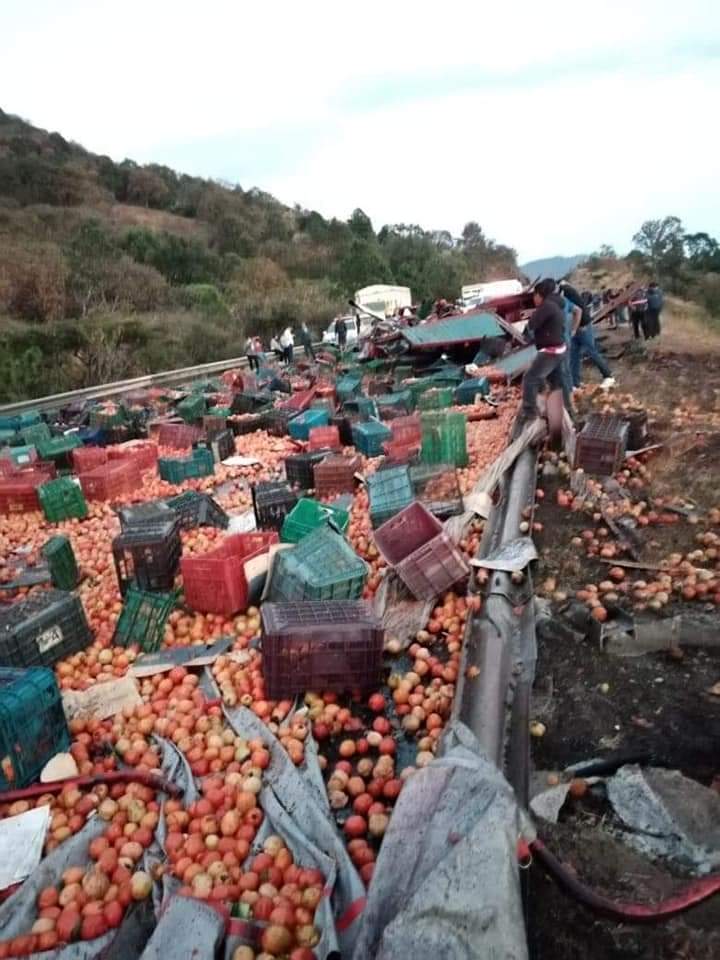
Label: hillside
xmin=520 ymin=254 xmax=587 ymax=281
xmin=0 ymin=108 xmax=519 ymax=402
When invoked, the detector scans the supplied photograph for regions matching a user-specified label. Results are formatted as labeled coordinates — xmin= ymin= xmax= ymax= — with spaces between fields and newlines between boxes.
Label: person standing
xmin=298 ymin=322 xmax=315 ymax=361
xmin=559 ymin=281 xmax=615 ymax=390
xmin=244 ymin=336 xmax=258 ymax=371
xmin=645 ymin=282 xmax=664 ymax=339
xmin=279 ymin=326 xmax=294 ymax=364
xmin=355 ymin=313 xmax=362 ymax=337
xmin=550 ymin=282 xmax=582 ymax=413
xmin=335 ymin=315 xmax=347 ymax=350
xmin=629 ymin=287 xmax=649 ymax=340
xmin=520 ymin=279 xmax=567 ymax=422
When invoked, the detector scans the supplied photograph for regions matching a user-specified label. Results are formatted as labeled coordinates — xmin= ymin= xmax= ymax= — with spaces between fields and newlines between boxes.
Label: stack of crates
xmin=113 ymin=587 xmax=176 ymax=653
xmin=313 ymin=455 xmax=361 ymax=498
xmin=367 ymin=465 xmax=414 ymax=527
xmin=0 ymin=590 xmax=92 ymax=667
xmin=112 ymin=516 xmax=182 ymax=595
xmin=38 ymin=477 xmax=88 ymax=522
xmin=0 ymin=667 xmax=71 ymax=788
xmin=284 ymin=451 xmax=329 ymax=491
xmin=252 ymin=482 xmax=298 ymax=531
xmin=181 ymin=532 xmax=278 ymax=615
xmin=80 ymin=460 xmax=141 ymax=502
xmin=281 ymin=498 xmax=350 ymax=544
xmin=374 ymin=502 xmax=469 ymax=600
xmin=261 ymin=601 xmax=383 ymax=699
xmin=454 ymin=377 xmax=490 ymax=406
xmin=158 ymin=447 xmax=215 ymax=484
xmin=267 ymin=526 xmax=368 ymax=602
xmin=574 ymin=415 xmax=629 ymax=476
xmin=41 ymin=535 xmax=80 ymax=590
xmin=352 ymin=420 xmax=392 ymax=458
xmin=288 ymin=408 xmax=329 ymax=441
xmin=420 ymin=411 xmax=468 ymax=467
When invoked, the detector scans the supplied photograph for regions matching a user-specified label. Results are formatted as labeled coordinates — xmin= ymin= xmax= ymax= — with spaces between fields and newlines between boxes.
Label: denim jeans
xmin=570 ymin=324 xmax=611 ymax=387
xmin=522 ymin=350 xmax=566 ymax=418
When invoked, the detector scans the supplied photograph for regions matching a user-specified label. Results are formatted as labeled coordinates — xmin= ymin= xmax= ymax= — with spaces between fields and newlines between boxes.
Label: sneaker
xmin=600 ymin=377 xmax=616 ymax=389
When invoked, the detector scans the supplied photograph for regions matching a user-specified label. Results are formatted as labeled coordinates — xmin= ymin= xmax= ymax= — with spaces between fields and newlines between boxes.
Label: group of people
xmin=628 ymin=283 xmax=664 ymax=340
xmin=245 ymin=322 xmax=316 ymax=369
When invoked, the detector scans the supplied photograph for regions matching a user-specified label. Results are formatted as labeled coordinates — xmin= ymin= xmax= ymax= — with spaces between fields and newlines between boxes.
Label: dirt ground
xmin=527 ymin=304 xmax=720 ymax=960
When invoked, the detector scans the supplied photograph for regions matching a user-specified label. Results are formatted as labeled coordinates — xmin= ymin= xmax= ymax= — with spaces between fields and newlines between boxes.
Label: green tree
xmin=337 ymin=238 xmax=393 ymax=293
xmin=684 ymin=232 xmax=720 ymax=272
xmin=348 ymin=208 xmax=375 ymax=241
xmin=632 ymin=216 xmax=685 ymax=278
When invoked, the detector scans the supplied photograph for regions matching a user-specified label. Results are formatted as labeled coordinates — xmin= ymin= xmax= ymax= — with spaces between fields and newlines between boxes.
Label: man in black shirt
xmin=521 ymin=279 xmax=567 ymax=420
xmin=558 ymin=281 xmax=614 ymax=389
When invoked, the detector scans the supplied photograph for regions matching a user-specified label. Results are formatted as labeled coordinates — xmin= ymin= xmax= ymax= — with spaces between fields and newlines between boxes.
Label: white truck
xmin=322 ymin=285 xmax=413 ymax=344
xmin=460 ymin=279 xmax=523 ymax=311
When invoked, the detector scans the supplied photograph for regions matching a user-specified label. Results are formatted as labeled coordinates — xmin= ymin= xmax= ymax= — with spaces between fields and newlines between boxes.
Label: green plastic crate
xmin=113 ymin=587 xmax=176 ymax=652
xmin=336 ymin=374 xmax=363 ymax=401
xmin=343 ymin=397 xmax=377 ymax=421
xmin=36 ymin=435 xmax=82 ymax=462
xmin=41 ymin=535 xmax=79 ymax=590
xmin=0 ymin=412 xmax=39 ymax=431
xmin=158 ymin=448 xmax=215 ymax=484
xmin=177 ymin=394 xmax=206 ymax=423
xmin=20 ymin=423 xmax=51 ymax=446
xmin=375 ymin=391 xmax=413 ymax=416
xmin=421 ymin=411 xmax=468 ymax=467
xmin=0 ymin=429 xmax=17 ymax=446
xmin=38 ymin=477 xmax=88 ymax=522
xmin=407 ymin=378 xmax=436 ymax=404
xmin=454 ymin=377 xmax=490 ymax=405
xmin=268 ymin=526 xmax=368 ymax=602
xmin=281 ymin=497 xmax=350 ymax=544
xmin=206 ymin=406 xmax=230 ymax=418
xmin=367 ymin=465 xmax=414 ymax=527
xmin=417 ymin=387 xmax=454 ymax=411
xmin=352 ymin=420 xmax=392 ymax=457
xmin=89 ymin=405 xmax=127 ymax=429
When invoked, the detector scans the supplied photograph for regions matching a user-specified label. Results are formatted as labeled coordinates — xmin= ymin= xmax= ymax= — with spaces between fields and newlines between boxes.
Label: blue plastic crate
xmin=0 ymin=667 xmax=70 ymax=788
xmin=288 ymin=408 xmax=329 ymax=441
xmin=367 ymin=465 xmax=414 ymax=527
xmin=454 ymin=377 xmax=490 ymax=406
xmin=352 ymin=420 xmax=392 ymax=457
xmin=267 ymin=526 xmax=368 ymax=602
xmin=0 ymin=412 xmax=40 ymax=432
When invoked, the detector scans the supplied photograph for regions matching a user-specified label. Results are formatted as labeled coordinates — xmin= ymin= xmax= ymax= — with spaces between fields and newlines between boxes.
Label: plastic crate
xmin=308 ymin=425 xmax=341 ymax=452
xmin=20 ymin=422 xmax=51 ymax=446
xmin=454 ymin=377 xmax=490 ymax=406
xmin=41 ymin=535 xmax=79 ymax=591
xmin=38 ymin=477 xmax=88 ymax=522
xmin=80 ymin=460 xmax=141 ymax=502
xmin=203 ymin=414 xmax=228 ymax=436
xmin=107 ymin=440 xmax=159 ymax=473
xmin=72 ymin=445 xmax=108 ymax=473
xmin=374 ymin=502 xmax=469 ymax=599
xmin=366 ymin=376 xmax=395 ymax=397
xmin=367 ymin=465 xmax=414 ymax=527
xmin=36 ymin=435 xmax=82 ymax=464
xmin=281 ymin=497 xmax=350 ymax=544
xmin=329 ymin=415 xmax=355 ymax=447
xmin=260 ymin=408 xmax=298 ymax=437
xmin=177 ymin=394 xmax=206 ymax=423
xmin=0 ymin=667 xmax=70 ymax=789
xmin=375 ymin=391 xmax=413 ymax=419
xmin=89 ymin=405 xmax=127 ymax=429
xmin=267 ymin=526 xmax=368 ymax=602
xmin=3 ymin=445 xmax=38 ymax=468
xmin=343 ymin=397 xmax=377 ymax=421
xmin=0 ymin=412 xmax=39 ymax=431
xmin=113 ymin=587 xmax=176 ymax=653
xmin=336 ymin=374 xmax=363 ymax=402
xmin=0 ymin=457 xmax=17 ymax=478
xmin=417 ymin=387 xmax=454 ymax=411
xmin=288 ymin=408 xmax=329 ymax=441
xmin=381 ymin=439 xmax=421 ymax=466
xmin=352 ymin=420 xmax=392 ymax=458
xmin=118 ymin=499 xmax=173 ymax=532
xmin=389 ymin=416 xmax=422 ymax=445
xmin=281 ymin=388 xmax=316 ymax=413
xmin=407 ymin=378 xmax=436 ymax=404
xmin=284 ymin=451 xmax=329 ymax=491
xmin=206 ymin=405 xmax=231 ymax=419
xmin=420 ymin=411 xmax=468 ymax=467
xmin=112 ymin=518 xmax=182 ymax=595
xmin=575 ymin=414 xmax=629 ymax=476
xmin=158 ymin=447 xmax=215 ymax=484
xmin=193 ymin=429 xmax=234 ymax=464
xmin=0 ymin=477 xmax=42 ymax=514
xmin=261 ymin=601 xmax=383 ymax=699
xmin=252 ymin=482 xmax=298 ymax=531
xmin=165 ymin=491 xmax=229 ymax=530
xmin=313 ymin=454 xmax=361 ymax=498
xmin=230 ymin=392 xmax=272 ymax=415
xmin=157 ymin=422 xmax=203 ymax=449
xmin=181 ymin=532 xmax=278 ymax=615
xmin=410 ymin=463 xmax=464 ymax=519
xmin=0 ymin=590 xmax=92 ymax=668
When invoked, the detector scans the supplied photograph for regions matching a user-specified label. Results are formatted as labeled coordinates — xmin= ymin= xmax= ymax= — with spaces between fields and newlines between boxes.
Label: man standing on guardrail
xmin=520 ymin=279 xmax=567 ymax=423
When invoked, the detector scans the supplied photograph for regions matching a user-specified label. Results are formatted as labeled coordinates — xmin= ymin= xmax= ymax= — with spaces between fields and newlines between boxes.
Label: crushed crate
xmin=157 ymin=422 xmax=203 ymax=449
xmin=252 ymin=482 xmax=298 ymax=531
xmin=374 ymin=501 xmax=469 ymax=600
xmin=41 ymin=535 xmax=79 ymax=591
xmin=307 ymin=425 xmax=341 ymax=452
xmin=181 ymin=532 xmax=277 ymax=615
xmin=118 ymin=499 xmax=174 ymax=532
xmin=165 ymin=491 xmax=229 ymax=530
xmin=0 ymin=590 xmax=92 ymax=668
xmin=72 ymin=445 xmax=108 ymax=473
xmin=261 ymin=601 xmax=383 ymax=699
xmin=409 ymin=463 xmax=464 ymax=519
xmin=288 ymin=408 xmax=329 ymax=441
xmin=574 ymin=414 xmax=630 ymax=475
xmin=38 ymin=476 xmax=88 ymax=522
xmin=158 ymin=447 xmax=215 ymax=484
xmin=352 ymin=420 xmax=392 ymax=458
xmin=367 ymin=465 xmax=414 ymax=527
xmin=420 ymin=411 xmax=468 ymax=467
xmin=281 ymin=497 xmax=350 ymax=544
xmin=313 ymin=454 xmax=361 ymax=498
xmin=193 ymin=429 xmax=234 ymax=463
xmin=107 ymin=440 xmax=159 ymax=472
xmin=0 ymin=667 xmax=71 ymax=789
xmin=267 ymin=526 xmax=368 ymax=602
xmin=113 ymin=587 xmax=176 ymax=653
xmin=80 ymin=460 xmax=141 ymax=502
xmin=454 ymin=377 xmax=490 ymax=405
xmin=284 ymin=450 xmax=329 ymax=491
xmin=112 ymin=517 xmax=182 ymax=595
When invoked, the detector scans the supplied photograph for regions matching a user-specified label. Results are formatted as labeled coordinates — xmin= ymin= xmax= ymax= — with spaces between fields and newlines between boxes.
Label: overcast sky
xmin=2 ymin=0 xmax=719 ymax=261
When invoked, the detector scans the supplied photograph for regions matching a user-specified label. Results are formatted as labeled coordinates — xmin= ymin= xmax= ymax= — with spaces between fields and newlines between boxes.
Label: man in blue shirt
xmin=558 ymin=281 xmax=615 ymax=390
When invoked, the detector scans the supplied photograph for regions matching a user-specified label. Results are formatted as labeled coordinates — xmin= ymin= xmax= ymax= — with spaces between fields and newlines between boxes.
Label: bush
xmin=173 ymin=283 xmax=229 ymax=319
xmin=0 ymin=239 xmax=67 ymax=321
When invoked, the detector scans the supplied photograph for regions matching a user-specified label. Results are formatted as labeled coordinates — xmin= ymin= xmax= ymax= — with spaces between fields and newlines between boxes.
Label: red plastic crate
xmin=72 ymin=446 xmax=108 ymax=473
xmin=279 ymin=388 xmax=316 ymax=413
xmin=0 ymin=478 xmax=42 ymax=514
xmin=261 ymin=600 xmax=383 ymax=698
xmin=181 ymin=532 xmax=278 ymax=615
xmin=108 ymin=440 xmax=159 ymax=472
xmin=382 ymin=439 xmax=421 ymax=465
xmin=390 ymin=415 xmax=422 ymax=445
xmin=313 ymin=455 xmax=361 ymax=498
xmin=80 ymin=460 xmax=142 ymax=502
xmin=157 ymin=422 xmax=203 ymax=449
xmin=0 ymin=459 xmax=17 ymax=478
xmin=308 ymin=425 xmax=341 ymax=452
xmin=374 ymin=501 xmax=469 ymax=599
xmin=315 ymin=383 xmax=337 ymax=409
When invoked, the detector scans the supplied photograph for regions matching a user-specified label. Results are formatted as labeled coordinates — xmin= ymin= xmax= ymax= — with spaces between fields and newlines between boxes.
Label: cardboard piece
xmin=0 ymin=805 xmax=51 ymax=890
xmin=62 ymin=675 xmax=142 ymax=722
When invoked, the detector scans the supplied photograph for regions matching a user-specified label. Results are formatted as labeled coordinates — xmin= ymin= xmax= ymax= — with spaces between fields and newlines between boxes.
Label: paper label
xmin=37 ymin=625 xmax=63 ymax=654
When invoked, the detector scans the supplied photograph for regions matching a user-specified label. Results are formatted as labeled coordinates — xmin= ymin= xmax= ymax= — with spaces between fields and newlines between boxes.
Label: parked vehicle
xmin=460 ymin=279 xmax=523 ymax=311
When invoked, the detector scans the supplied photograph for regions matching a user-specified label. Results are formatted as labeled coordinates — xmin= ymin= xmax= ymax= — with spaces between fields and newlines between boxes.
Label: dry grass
xmin=646 ymin=296 xmax=720 ymax=355
xmin=109 ymin=204 xmax=207 ymax=240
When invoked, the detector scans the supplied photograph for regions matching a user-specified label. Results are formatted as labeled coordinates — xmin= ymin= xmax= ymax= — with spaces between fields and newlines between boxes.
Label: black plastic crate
xmin=260 ymin=408 xmax=298 ymax=437
xmin=575 ymin=414 xmax=629 ymax=476
xmin=251 ymin=481 xmax=298 ymax=531
xmin=118 ymin=499 xmax=173 ymax=532
xmin=112 ymin=517 xmax=182 ymax=595
xmin=0 ymin=667 xmax=71 ymax=788
xmin=230 ymin=392 xmax=272 ymax=415
xmin=194 ymin=429 xmax=234 ymax=463
xmin=0 ymin=590 xmax=92 ymax=668
xmin=330 ymin=415 xmax=355 ymax=447
xmin=261 ymin=600 xmax=383 ymax=699
xmin=165 ymin=491 xmax=229 ymax=530
xmin=284 ymin=450 xmax=331 ymax=491
xmin=229 ymin=414 xmax=265 ymax=436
